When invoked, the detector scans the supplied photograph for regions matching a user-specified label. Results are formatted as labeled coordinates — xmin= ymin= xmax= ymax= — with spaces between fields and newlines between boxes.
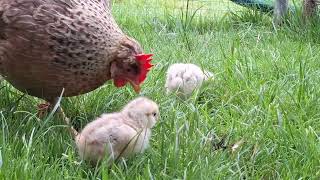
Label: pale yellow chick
xmin=165 ymin=63 xmax=214 ymax=97
xmin=75 ymin=97 xmax=160 ymax=165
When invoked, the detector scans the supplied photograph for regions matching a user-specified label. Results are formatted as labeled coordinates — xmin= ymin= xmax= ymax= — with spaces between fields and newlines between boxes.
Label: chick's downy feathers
xmin=75 ymin=97 xmax=159 ymax=165
xmin=165 ymin=63 xmax=213 ymax=97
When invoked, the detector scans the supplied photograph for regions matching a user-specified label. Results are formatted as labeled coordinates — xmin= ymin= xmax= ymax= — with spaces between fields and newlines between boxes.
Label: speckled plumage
xmin=0 ymin=0 xmax=145 ymax=102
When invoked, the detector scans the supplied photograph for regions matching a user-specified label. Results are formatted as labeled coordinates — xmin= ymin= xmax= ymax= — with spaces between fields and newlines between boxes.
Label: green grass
xmin=1 ymin=0 xmax=320 ymax=179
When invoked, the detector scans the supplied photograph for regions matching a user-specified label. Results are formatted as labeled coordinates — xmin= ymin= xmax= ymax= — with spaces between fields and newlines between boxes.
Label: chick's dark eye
xmin=152 ymin=112 xmax=157 ymax=117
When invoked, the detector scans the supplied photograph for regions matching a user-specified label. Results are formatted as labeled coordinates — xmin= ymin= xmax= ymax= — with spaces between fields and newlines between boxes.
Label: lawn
xmin=1 ymin=0 xmax=320 ymax=179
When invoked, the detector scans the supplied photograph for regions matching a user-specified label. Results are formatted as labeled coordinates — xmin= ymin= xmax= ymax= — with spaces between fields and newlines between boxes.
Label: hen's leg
xmin=50 ymin=98 xmax=78 ymax=137
xmin=37 ymin=102 xmax=51 ymax=119
xmin=37 ymin=98 xmax=77 ymax=136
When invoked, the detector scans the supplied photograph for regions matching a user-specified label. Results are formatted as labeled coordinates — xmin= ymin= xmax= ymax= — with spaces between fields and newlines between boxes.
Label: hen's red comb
xmin=134 ymin=54 xmax=154 ymax=83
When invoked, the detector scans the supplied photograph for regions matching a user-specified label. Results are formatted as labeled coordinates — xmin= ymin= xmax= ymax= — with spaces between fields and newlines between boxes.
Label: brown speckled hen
xmin=0 ymin=0 xmax=153 ymax=109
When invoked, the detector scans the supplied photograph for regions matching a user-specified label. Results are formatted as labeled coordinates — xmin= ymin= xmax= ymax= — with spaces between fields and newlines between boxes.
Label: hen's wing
xmin=0 ymin=0 xmax=83 ymax=98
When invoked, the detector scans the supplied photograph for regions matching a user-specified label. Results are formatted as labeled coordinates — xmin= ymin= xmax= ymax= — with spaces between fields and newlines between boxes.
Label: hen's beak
xmin=129 ymin=81 xmax=141 ymax=93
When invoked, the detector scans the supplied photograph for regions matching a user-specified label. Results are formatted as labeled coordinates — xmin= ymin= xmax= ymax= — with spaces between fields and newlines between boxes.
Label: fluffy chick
xmin=165 ymin=63 xmax=214 ymax=97
xmin=75 ymin=97 xmax=159 ymax=165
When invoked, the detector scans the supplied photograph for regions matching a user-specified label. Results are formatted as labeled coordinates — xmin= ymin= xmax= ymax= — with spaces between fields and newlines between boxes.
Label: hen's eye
xmin=126 ymin=69 xmax=131 ymax=72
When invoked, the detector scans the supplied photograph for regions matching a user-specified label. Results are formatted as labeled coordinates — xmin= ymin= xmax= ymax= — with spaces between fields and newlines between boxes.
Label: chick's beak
xmin=129 ymin=81 xmax=141 ymax=93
